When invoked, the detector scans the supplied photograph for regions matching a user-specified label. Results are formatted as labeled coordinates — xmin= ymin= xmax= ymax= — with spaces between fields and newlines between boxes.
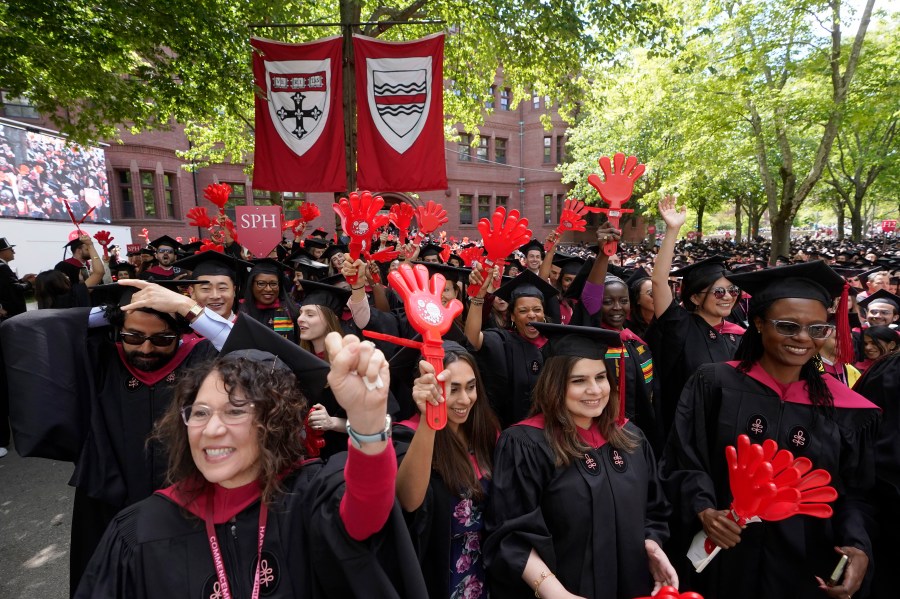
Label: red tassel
xmin=617 ymin=351 xmax=627 ymax=426
xmin=835 ymin=282 xmax=854 ymax=367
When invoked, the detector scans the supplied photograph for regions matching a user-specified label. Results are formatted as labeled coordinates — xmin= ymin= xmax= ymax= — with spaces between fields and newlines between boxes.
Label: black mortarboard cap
xmin=140 ymin=248 xmax=155 ymax=257
xmin=493 ymin=270 xmax=558 ymax=304
xmin=625 ymin=267 xmax=651 ymax=286
xmin=320 ymin=243 xmax=347 ymax=263
xmin=418 ymin=242 xmax=445 ymax=262
xmin=178 ymin=241 xmax=203 ymax=257
xmin=149 ymin=235 xmax=182 ymax=251
xmin=297 ymin=279 xmax=352 ymax=314
xmin=530 ymin=321 xmax=622 ymax=360
xmin=670 ymin=255 xmax=730 ymax=279
xmin=518 ymin=239 xmax=545 ymax=258
xmin=90 ymin=279 xmax=204 ymax=308
xmin=729 ymin=261 xmax=846 ymax=307
xmin=303 ymin=237 xmax=329 ymax=250
xmin=412 ymin=261 xmax=471 ymax=285
xmin=310 ymin=228 xmax=328 ymax=239
xmin=858 ymin=266 xmax=888 ymax=284
xmin=289 ymin=250 xmax=328 ymax=279
xmin=249 ymin=258 xmax=292 ymax=276
xmin=173 ymin=250 xmax=252 ymax=282
xmin=556 ymin=255 xmax=586 ymax=277
xmin=858 ymin=289 xmax=900 ymax=312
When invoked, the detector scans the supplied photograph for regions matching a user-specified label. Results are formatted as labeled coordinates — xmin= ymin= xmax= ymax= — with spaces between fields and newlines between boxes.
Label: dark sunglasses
xmin=120 ymin=331 xmax=179 ymax=347
xmin=766 ymin=319 xmax=835 ymax=340
xmin=708 ymin=285 xmax=741 ymax=299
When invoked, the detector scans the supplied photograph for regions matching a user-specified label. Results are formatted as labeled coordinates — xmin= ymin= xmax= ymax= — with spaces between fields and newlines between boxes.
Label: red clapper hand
xmin=466 ymin=207 xmax=532 ymax=297
xmin=333 ymin=191 xmax=385 ymax=286
xmin=412 ymin=201 xmax=449 ymax=245
xmin=363 ymin=264 xmax=463 ymax=430
xmin=303 ymin=406 xmax=326 ymax=458
xmin=635 ymin=587 xmax=704 ymax=599
xmin=187 ymin=207 xmax=213 ymax=229
xmin=365 ymin=248 xmax=400 ymax=284
xmin=546 ymin=198 xmax=590 ymax=251
xmin=390 ymin=203 xmax=416 ymax=243
xmin=587 ymin=153 xmax=645 ymax=256
xmin=458 ymin=245 xmax=485 ymax=267
xmin=93 ymin=230 xmax=114 ymax=260
xmin=299 ymin=201 xmax=320 ymax=225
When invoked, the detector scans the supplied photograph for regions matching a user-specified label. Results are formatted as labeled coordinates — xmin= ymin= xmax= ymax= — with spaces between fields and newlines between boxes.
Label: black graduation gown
xmin=0 ymin=260 xmax=28 ymax=317
xmin=484 ymin=419 xmax=670 ymax=599
xmin=606 ymin=335 xmax=665 ymax=455
xmin=852 ymin=352 xmax=900 ymax=598
xmin=645 ymin=300 xmax=743 ymax=432
xmin=659 ymin=362 xmax=880 ymax=599
xmin=138 ymin=265 xmax=182 ymax=281
xmin=473 ymin=328 xmax=544 ymax=428
xmin=74 ymin=454 xmax=428 ymax=599
xmin=1 ymin=308 xmax=217 ymax=593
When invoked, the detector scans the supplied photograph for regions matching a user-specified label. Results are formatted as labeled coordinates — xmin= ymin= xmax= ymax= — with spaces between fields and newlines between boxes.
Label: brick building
xmin=2 ymin=85 xmax=647 ymax=248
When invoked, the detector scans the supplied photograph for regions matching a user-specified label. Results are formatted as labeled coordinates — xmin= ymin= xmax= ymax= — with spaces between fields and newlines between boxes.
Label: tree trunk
xmin=770 ymin=217 xmax=792 ymax=261
xmin=735 ymin=195 xmax=743 ymax=242
xmin=849 ymin=207 xmax=863 ymax=241
xmin=697 ymin=202 xmax=705 ymax=236
xmin=341 ymin=0 xmax=361 ymax=193
xmin=836 ymin=206 xmax=845 ymax=241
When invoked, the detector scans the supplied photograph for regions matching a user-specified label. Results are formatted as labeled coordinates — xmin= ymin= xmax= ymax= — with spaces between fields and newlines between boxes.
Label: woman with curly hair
xmin=484 ymin=322 xmax=675 ymax=599
xmin=74 ymin=334 xmax=427 ymax=598
xmin=394 ymin=342 xmax=501 ymax=599
xmin=660 ymin=262 xmax=880 ymax=599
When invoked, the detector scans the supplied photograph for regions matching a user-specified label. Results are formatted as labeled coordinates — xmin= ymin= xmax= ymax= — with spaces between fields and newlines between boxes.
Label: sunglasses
xmin=120 ymin=331 xmax=179 ymax=347
xmin=708 ymin=285 xmax=741 ymax=299
xmin=156 ymin=248 xmax=176 ymax=254
xmin=766 ymin=319 xmax=835 ymax=340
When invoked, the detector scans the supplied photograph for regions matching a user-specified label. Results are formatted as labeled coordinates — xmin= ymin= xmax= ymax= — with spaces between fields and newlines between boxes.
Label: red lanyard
xmin=204 ymin=494 xmax=269 ymax=599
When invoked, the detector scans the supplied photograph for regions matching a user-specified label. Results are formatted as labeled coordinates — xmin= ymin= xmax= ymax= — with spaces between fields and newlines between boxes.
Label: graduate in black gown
xmin=660 ymin=262 xmax=881 ymax=599
xmin=393 ymin=342 xmax=501 ymax=599
xmin=75 ymin=334 xmax=427 ymax=598
xmin=240 ymin=258 xmax=300 ymax=342
xmin=484 ymin=322 xmax=675 ymax=599
xmin=647 ymin=196 xmax=744 ymax=432
xmin=1 ymin=279 xmax=219 ymax=595
xmin=464 ymin=269 xmax=559 ymax=428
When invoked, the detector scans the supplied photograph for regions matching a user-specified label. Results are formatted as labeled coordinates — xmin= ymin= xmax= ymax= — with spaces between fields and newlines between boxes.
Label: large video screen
xmin=0 ymin=123 xmax=110 ymax=223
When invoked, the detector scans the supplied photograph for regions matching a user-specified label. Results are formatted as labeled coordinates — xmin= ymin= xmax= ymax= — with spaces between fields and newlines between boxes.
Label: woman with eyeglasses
xmin=648 ymin=195 xmax=744 ymax=432
xmin=660 ymin=262 xmax=880 ymax=599
xmin=241 ymin=258 xmax=300 ymax=342
xmin=75 ymin=335 xmax=428 ymax=598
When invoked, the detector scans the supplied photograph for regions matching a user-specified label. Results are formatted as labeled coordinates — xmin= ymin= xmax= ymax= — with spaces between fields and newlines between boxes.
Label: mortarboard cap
xmin=90 ymin=279 xmax=204 ymax=308
xmin=303 ymin=237 xmax=329 ymax=250
xmin=670 ymin=255 xmax=730 ymax=279
xmin=149 ymin=235 xmax=182 ymax=251
xmin=289 ymin=250 xmax=328 ymax=279
xmin=248 ymin=258 xmax=291 ymax=276
xmin=858 ymin=289 xmax=900 ymax=312
xmin=518 ymin=239 xmax=545 ymax=258
xmin=173 ymin=250 xmax=252 ymax=282
xmin=320 ymin=243 xmax=347 ymax=263
xmin=493 ymin=270 xmax=558 ymax=304
xmin=555 ymin=255 xmax=586 ymax=277
xmin=310 ymin=228 xmax=328 ymax=239
xmin=413 ymin=261 xmax=471 ymax=285
xmin=625 ymin=267 xmax=651 ymax=286
xmin=297 ymin=279 xmax=352 ymax=314
xmin=418 ymin=242 xmax=445 ymax=262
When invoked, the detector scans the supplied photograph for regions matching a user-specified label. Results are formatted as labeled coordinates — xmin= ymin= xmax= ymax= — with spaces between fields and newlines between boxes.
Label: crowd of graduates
xmin=1 ymin=194 xmax=900 ymax=599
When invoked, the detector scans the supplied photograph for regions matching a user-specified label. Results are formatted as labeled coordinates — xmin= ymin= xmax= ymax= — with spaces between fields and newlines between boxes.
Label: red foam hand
xmin=373 ymin=213 xmax=391 ymax=232
xmin=203 ymin=183 xmax=232 ymax=211
xmin=186 ymin=206 xmax=213 ymax=229
xmin=725 ymin=436 xmax=777 ymax=520
xmin=415 ymin=201 xmax=448 ymax=235
xmin=304 ymin=407 xmax=326 ymax=458
xmin=458 ymin=245 xmax=485 ymax=267
xmin=635 ymin=587 xmax=704 ymax=599
xmin=479 ymin=207 xmax=532 ymax=261
xmin=440 ymin=245 xmax=452 ymax=263
xmin=140 ymin=228 xmax=150 ymax=242
xmin=390 ymin=203 xmax=416 ymax=240
xmin=93 ymin=230 xmax=113 ymax=247
xmin=282 ymin=218 xmax=299 ymax=232
xmin=189 ymin=236 xmax=200 ymax=243
xmin=333 ymin=191 xmax=385 ymax=254
xmin=369 ymin=248 xmax=400 ymax=263
xmin=299 ymin=201 xmax=320 ymax=223
xmin=557 ymin=198 xmax=590 ymax=233
xmin=389 ymin=264 xmax=463 ymax=344
xmin=221 ymin=216 xmax=239 ymax=243
xmin=587 ymin=152 xmax=645 ymax=207
xmin=199 ymin=239 xmax=224 ymax=253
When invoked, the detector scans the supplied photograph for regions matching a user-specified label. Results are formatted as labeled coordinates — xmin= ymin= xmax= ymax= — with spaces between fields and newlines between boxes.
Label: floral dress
xmin=448 ymin=481 xmax=489 ymax=599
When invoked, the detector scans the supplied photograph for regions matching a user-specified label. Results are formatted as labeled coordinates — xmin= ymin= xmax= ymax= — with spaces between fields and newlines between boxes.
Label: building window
xmin=495 ymin=138 xmax=507 ymax=164
xmin=496 ymin=195 xmax=508 ymax=209
xmin=458 ymin=133 xmax=472 ymax=161
xmin=533 ymin=94 xmax=541 ymax=109
xmin=225 ymin=183 xmax=246 ymax=220
xmin=557 ymin=194 xmax=565 ymax=222
xmin=476 ymin=137 xmax=489 ymax=162
xmin=556 ymin=136 xmax=565 ymax=164
xmin=544 ymin=194 xmax=553 ymax=225
xmin=500 ymin=88 xmax=510 ymax=111
xmin=485 ymin=86 xmax=495 ymax=109
xmin=478 ymin=195 xmax=491 ymax=220
xmin=460 ymin=194 xmax=473 ymax=225
xmin=163 ymin=173 xmax=176 ymax=219
xmin=0 ymin=92 xmax=39 ymax=119
xmin=140 ymin=171 xmax=157 ymax=218
xmin=118 ymin=170 xmax=135 ymax=218
xmin=544 ymin=95 xmax=551 ymax=107
xmin=543 ymin=137 xmax=552 ymax=164
xmin=282 ymin=192 xmax=306 ymax=220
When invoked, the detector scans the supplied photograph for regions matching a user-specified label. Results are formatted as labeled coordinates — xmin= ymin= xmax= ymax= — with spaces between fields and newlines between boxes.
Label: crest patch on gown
xmin=788 ymin=425 xmax=810 ymax=454
xmin=608 ymin=448 xmax=628 ymax=473
xmin=580 ymin=451 xmax=601 ymax=476
xmin=125 ymin=376 xmax=142 ymax=392
xmin=747 ymin=414 xmax=768 ymax=439
xmin=252 ymin=550 xmax=280 ymax=595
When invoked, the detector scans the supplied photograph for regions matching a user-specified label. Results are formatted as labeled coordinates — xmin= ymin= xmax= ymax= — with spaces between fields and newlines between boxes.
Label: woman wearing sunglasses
xmin=648 ymin=196 xmax=744 ymax=432
xmin=660 ymin=262 xmax=880 ymax=599
xmin=75 ymin=334 xmax=427 ymax=598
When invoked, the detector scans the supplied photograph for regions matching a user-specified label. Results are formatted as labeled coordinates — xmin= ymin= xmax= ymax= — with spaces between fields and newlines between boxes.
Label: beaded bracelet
xmin=469 ymin=296 xmax=485 ymax=305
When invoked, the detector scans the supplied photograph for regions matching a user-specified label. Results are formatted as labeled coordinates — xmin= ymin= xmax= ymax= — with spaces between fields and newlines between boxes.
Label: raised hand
xmin=587 ymin=152 xmax=645 ymax=206
xmin=388 ymin=263 xmax=463 ymax=344
xmin=325 ymin=333 xmax=389 ymax=440
xmin=468 ymin=207 xmax=531 ymax=296
xmin=411 ymin=360 xmax=446 ymax=416
xmin=658 ymin=194 xmax=686 ymax=230
xmin=415 ymin=201 xmax=449 ymax=236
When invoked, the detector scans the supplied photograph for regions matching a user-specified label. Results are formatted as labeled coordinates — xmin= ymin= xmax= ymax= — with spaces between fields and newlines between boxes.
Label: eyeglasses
xmin=766 ymin=319 xmax=836 ymax=339
xmin=180 ymin=403 xmax=255 ymax=427
xmin=156 ymin=248 xmax=176 ymax=255
xmin=708 ymin=285 xmax=741 ymax=299
xmin=120 ymin=331 xmax=179 ymax=346
xmin=254 ymin=280 xmax=280 ymax=289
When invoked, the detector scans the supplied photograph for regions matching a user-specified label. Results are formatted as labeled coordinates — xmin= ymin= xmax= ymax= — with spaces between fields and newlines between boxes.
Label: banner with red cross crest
xmin=251 ymin=36 xmax=346 ymax=192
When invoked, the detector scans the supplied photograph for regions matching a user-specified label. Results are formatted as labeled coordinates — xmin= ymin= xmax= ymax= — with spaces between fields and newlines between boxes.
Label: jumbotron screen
xmin=0 ymin=123 xmax=111 ymax=224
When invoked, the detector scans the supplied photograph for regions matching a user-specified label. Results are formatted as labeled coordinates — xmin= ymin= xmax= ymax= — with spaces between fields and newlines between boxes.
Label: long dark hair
xmin=862 ymin=326 xmax=900 ymax=359
xmin=736 ymin=299 xmax=834 ymax=410
xmin=431 ymin=350 xmax=499 ymax=500
xmin=531 ymin=355 xmax=637 ymax=467
xmin=627 ymin=276 xmax=651 ymax=329
xmin=683 ymin=268 xmax=733 ymax=313
xmin=153 ymin=354 xmax=308 ymax=505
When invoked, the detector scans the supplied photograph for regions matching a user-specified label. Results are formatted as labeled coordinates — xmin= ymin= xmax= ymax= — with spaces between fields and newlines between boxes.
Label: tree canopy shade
xmin=0 ymin=0 xmax=672 ymax=164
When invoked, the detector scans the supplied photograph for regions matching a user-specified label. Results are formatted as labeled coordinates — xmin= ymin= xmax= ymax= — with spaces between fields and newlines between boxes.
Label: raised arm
xmin=538 ymin=230 xmax=560 ymax=282
xmin=651 ymin=195 xmax=686 ymax=318
xmin=581 ymin=224 xmax=622 ymax=315
xmin=465 ymin=264 xmax=497 ymax=351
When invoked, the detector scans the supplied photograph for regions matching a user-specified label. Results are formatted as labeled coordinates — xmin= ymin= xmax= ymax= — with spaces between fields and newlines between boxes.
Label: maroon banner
xmin=236 ymin=205 xmax=283 ymax=258
xmin=353 ymin=33 xmax=447 ymax=191
xmin=251 ymin=36 xmax=346 ymax=192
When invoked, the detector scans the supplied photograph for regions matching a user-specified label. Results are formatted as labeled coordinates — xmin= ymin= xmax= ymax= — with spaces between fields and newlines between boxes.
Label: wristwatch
xmin=346 ymin=415 xmax=392 ymax=449
xmin=182 ymin=303 xmax=204 ymax=324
